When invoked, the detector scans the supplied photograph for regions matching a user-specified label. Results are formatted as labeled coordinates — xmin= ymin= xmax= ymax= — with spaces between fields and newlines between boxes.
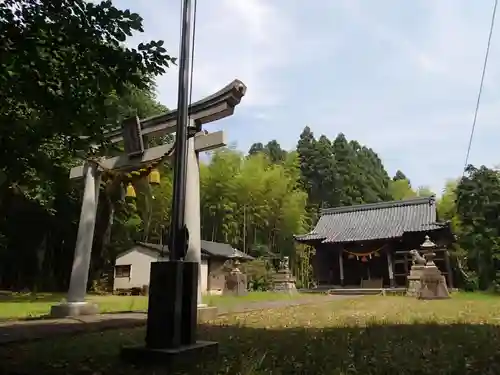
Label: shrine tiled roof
xmin=294 ymin=196 xmax=445 ymax=244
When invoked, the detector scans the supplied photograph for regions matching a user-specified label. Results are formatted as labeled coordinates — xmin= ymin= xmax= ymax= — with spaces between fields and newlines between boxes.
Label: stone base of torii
xmin=50 ymin=79 xmax=246 ymax=318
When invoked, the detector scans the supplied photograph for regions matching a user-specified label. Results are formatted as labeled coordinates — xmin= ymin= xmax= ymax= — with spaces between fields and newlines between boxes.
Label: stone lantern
xmin=416 ymin=235 xmax=450 ymax=300
xmin=420 ymin=235 xmax=437 ymax=267
xmin=271 ymin=256 xmax=297 ymax=294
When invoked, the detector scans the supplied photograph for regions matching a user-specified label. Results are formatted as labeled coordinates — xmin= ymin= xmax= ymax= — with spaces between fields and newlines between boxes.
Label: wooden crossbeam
xmin=103 ymin=79 xmax=246 ymax=144
xmin=70 ymin=131 xmax=225 ymax=179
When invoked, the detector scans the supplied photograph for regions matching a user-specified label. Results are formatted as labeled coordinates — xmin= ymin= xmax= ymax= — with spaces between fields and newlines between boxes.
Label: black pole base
xmin=120 ymin=261 xmax=219 ymax=367
xmin=121 ymin=340 xmax=218 ymax=368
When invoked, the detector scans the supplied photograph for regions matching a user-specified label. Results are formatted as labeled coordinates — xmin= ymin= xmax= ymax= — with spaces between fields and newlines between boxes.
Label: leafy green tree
xmin=438 ymin=180 xmax=460 ymax=227
xmin=393 ymin=170 xmax=409 ymax=182
xmin=200 ymin=149 xmax=242 ymax=244
xmin=248 ymin=143 xmax=265 ymax=156
xmin=297 ymin=126 xmax=318 ymax=200
xmin=416 ymin=186 xmax=435 ymax=197
xmin=332 ymin=133 xmax=361 ymax=205
xmin=456 ymin=165 xmax=500 ymax=290
xmin=248 ymin=140 xmax=287 ymax=164
xmin=0 ymin=0 xmax=174 ymax=291
xmin=354 ymin=143 xmax=392 ymax=203
xmin=0 ymin=0 xmax=174 ymax=207
xmin=390 ymin=179 xmax=416 ymax=200
xmin=264 ymin=140 xmax=287 ymax=164
xmin=198 ymin=149 xmax=308 ymax=264
xmin=296 ymin=128 xmax=339 ymax=210
xmin=314 ymin=136 xmax=340 ymax=207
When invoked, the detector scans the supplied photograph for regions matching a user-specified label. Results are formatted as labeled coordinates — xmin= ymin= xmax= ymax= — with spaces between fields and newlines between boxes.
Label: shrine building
xmin=294 ymin=196 xmax=454 ymax=289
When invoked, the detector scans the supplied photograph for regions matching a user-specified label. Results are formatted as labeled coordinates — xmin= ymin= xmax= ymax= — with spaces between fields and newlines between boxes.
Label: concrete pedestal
xmin=50 ymin=301 xmax=99 ymax=318
xmin=417 ymin=266 xmax=450 ymax=300
xmin=272 ymin=270 xmax=297 ymax=293
xmin=406 ymin=265 xmax=425 ymax=297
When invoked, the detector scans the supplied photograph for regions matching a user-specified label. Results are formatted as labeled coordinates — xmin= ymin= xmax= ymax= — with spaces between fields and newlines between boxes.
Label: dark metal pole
xmin=170 ymin=0 xmax=193 ymax=260
xmin=121 ymin=0 xmax=220 ymax=358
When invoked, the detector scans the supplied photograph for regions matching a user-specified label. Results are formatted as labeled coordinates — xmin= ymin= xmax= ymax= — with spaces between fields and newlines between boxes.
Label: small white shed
xmin=113 ymin=241 xmax=253 ymax=295
xmin=113 ymin=243 xmax=209 ymax=293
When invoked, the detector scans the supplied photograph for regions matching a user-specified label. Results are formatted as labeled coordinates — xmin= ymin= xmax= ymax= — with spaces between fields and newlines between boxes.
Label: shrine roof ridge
xmin=320 ymin=196 xmax=436 ymax=216
xmin=294 ymin=195 xmax=446 ymax=244
xmin=104 ymin=79 xmax=246 ymax=142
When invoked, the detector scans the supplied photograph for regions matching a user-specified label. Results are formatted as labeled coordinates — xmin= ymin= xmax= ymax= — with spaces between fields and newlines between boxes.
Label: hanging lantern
xmin=348 ymin=253 xmax=354 ymax=259
xmin=125 ymin=183 xmax=136 ymax=199
xmin=374 ymin=251 xmax=380 ymax=257
xmin=148 ymin=168 xmax=161 ymax=185
xmin=361 ymin=256 xmax=368 ymax=262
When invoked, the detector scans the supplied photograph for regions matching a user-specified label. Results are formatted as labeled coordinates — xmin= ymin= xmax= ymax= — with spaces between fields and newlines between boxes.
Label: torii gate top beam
xmin=70 ymin=131 xmax=225 ymax=179
xmin=105 ymin=79 xmax=246 ymax=143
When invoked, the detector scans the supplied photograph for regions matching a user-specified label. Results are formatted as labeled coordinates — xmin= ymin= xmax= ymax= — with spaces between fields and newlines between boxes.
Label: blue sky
xmin=115 ymin=0 xmax=500 ymax=195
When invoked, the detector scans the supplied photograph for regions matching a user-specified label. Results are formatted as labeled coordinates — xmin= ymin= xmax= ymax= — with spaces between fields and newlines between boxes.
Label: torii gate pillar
xmin=51 ymin=162 xmax=101 ymax=317
xmin=184 ymin=135 xmax=203 ymax=307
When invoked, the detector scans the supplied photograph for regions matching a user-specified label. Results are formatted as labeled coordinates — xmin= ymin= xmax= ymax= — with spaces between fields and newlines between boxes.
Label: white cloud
xmin=113 ymin=0 xmax=500 ymax=195
xmin=119 ymin=0 xmax=295 ymax=110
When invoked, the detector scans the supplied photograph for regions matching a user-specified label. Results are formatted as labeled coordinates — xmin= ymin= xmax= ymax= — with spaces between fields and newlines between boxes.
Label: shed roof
xmin=295 ymin=196 xmax=447 ymax=244
xmin=127 ymin=240 xmax=253 ymax=261
xmin=200 ymin=240 xmax=253 ymax=260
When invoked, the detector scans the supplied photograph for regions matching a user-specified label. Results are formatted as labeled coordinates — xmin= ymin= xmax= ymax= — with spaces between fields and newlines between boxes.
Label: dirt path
xmin=0 ymin=295 xmax=353 ymax=345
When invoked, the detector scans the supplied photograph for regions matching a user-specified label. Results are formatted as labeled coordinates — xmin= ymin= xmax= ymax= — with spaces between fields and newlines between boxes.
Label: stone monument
xmin=272 ymin=256 xmax=297 ymax=293
xmin=406 ymin=248 xmax=426 ymax=297
xmin=411 ymin=236 xmax=450 ymax=299
xmin=223 ymin=259 xmax=247 ymax=296
xmin=417 ymin=236 xmax=450 ymax=299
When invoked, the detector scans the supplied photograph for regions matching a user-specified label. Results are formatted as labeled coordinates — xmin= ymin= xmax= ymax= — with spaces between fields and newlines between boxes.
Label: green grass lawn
xmin=2 ymin=293 xmax=500 ymax=374
xmin=0 ymin=290 xmax=319 ymax=320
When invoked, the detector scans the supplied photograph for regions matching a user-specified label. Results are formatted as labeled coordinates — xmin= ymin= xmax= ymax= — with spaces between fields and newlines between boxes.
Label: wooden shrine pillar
xmin=338 ymin=249 xmax=344 ymax=286
xmin=386 ymin=249 xmax=395 ymax=288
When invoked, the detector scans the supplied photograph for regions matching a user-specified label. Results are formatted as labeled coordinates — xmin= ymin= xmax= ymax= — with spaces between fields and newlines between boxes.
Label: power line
xmin=462 ymin=0 xmax=498 ymax=175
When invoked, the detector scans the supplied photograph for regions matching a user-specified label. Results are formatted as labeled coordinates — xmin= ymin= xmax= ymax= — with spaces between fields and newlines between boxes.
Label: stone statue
xmin=409 ymin=249 xmax=426 ymax=266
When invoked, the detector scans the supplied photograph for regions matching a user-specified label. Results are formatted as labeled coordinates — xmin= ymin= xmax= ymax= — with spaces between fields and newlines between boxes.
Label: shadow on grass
xmin=2 ymin=320 xmax=500 ymax=374
xmin=0 ymin=292 xmax=64 ymax=304
xmin=194 ymin=323 xmax=500 ymax=374
xmin=0 ymin=316 xmax=146 ymax=346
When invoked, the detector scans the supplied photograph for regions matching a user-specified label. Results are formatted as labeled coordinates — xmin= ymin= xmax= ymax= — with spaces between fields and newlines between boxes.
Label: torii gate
xmin=50 ymin=80 xmax=247 ymax=317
